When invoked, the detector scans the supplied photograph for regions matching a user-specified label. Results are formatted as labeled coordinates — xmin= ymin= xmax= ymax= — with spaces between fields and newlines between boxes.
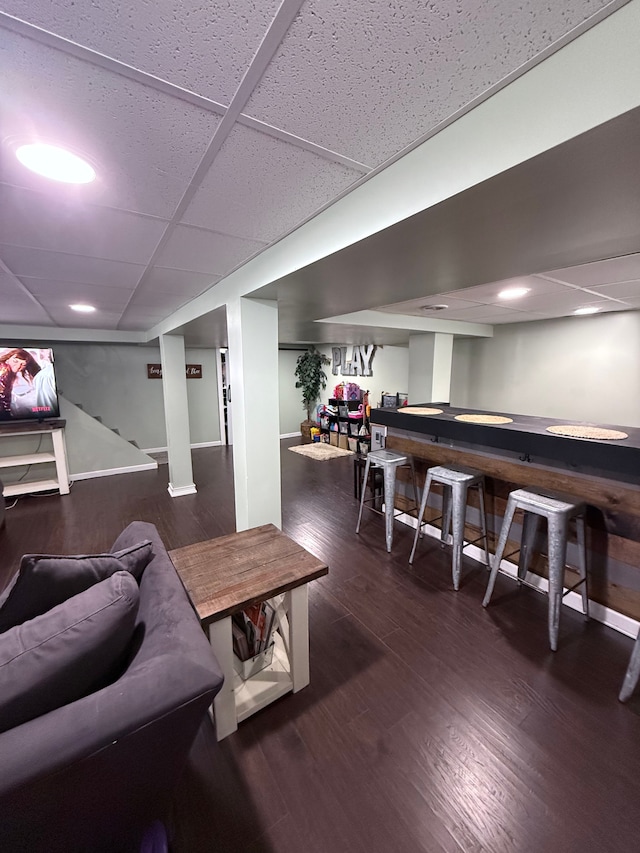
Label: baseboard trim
xmin=396 ymin=510 xmax=640 ymax=641
xmin=280 ymin=432 xmax=302 ymax=439
xmin=168 ymin=482 xmax=197 ymax=497
xmin=141 ymin=441 xmax=222 ymax=453
xmin=71 ymin=462 xmax=158 ymax=481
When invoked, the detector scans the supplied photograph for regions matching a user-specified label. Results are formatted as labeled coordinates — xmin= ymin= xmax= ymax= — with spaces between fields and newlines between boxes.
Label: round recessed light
xmin=16 ymin=143 xmax=96 ymax=184
xmin=498 ymin=286 xmax=530 ymax=300
xmin=574 ymin=306 xmax=600 ymax=315
xmin=70 ymin=303 xmax=96 ymax=313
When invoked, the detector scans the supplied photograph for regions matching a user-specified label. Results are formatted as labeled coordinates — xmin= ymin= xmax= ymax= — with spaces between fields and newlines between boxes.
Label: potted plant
xmin=295 ymin=346 xmax=330 ymax=443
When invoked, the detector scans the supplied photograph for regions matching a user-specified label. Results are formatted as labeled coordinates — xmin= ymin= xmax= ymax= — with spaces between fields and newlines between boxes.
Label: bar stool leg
xmin=619 ymin=632 xmax=640 ymax=702
xmin=546 ymin=515 xmax=567 ymax=652
xmin=409 ymin=471 xmax=432 ymax=564
xmin=575 ymin=515 xmax=590 ymax=619
xmin=483 ymin=496 xmax=517 ymax=607
xmin=355 ymin=456 xmax=372 ymax=535
xmin=518 ymin=512 xmax=540 ymax=582
xmin=408 ymin=458 xmax=420 ymax=516
xmin=477 ymin=482 xmax=491 ymax=568
xmin=382 ymin=463 xmax=399 ymax=553
xmin=450 ymin=481 xmax=466 ymax=591
xmin=441 ymin=486 xmax=452 ymax=546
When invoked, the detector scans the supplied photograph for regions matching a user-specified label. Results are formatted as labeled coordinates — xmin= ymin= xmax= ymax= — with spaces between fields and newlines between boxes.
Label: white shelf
xmin=0 ymin=452 xmax=56 ymax=469
xmin=4 ymin=478 xmax=60 ymax=497
xmin=0 ymin=425 xmax=70 ymax=496
xmin=233 ymin=632 xmax=293 ymax=722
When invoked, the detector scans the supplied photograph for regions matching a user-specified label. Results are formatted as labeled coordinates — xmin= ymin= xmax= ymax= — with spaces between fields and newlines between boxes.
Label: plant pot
xmin=300 ymin=420 xmax=314 ymax=444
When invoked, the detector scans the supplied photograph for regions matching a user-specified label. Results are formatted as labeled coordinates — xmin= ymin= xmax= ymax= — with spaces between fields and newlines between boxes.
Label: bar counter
xmin=370 ymin=403 xmax=640 ymax=624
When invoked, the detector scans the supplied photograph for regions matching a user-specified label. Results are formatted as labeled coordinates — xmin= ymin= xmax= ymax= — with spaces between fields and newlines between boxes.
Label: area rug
xmin=289 ymin=443 xmax=354 ymax=461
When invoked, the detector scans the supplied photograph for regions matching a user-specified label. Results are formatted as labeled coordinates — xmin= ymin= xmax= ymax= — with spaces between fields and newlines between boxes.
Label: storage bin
xmin=233 ymin=643 xmax=274 ymax=680
xmin=339 ymin=434 xmax=349 ymax=450
xmin=330 ymin=432 xmax=339 ymax=446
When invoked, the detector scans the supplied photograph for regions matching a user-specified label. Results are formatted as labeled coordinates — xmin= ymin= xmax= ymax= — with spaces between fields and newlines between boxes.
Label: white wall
xmin=278 ymin=349 xmax=307 ymax=435
xmin=53 ymin=343 xmax=220 ymax=449
xmin=318 ymin=344 xmax=409 ymax=408
xmin=451 ymin=310 xmax=640 ymax=427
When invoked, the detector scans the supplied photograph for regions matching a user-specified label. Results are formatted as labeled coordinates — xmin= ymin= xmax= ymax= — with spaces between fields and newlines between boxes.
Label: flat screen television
xmin=0 ymin=346 xmax=60 ymax=422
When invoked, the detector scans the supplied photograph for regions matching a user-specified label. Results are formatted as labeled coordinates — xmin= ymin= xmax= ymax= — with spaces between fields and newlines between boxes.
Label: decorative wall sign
xmin=331 ymin=345 xmax=375 ymax=377
xmin=147 ymin=364 xmax=203 ymax=379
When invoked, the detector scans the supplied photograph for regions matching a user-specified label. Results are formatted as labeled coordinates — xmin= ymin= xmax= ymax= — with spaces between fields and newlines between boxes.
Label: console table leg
xmin=286 ymin=585 xmax=309 ymax=692
xmin=208 ymin=617 xmax=238 ymax=740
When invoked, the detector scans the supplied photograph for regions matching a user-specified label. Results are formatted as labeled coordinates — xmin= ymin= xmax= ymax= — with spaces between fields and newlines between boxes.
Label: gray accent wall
xmin=279 ymin=349 xmax=307 ymax=435
xmin=451 ymin=311 xmax=640 ymax=427
xmin=52 ymin=343 xmax=220 ymax=450
xmin=318 ymin=344 xmax=409 ymax=407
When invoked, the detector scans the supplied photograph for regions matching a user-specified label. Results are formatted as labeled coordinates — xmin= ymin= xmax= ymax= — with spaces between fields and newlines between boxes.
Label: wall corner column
xmin=159 ymin=333 xmax=196 ymax=497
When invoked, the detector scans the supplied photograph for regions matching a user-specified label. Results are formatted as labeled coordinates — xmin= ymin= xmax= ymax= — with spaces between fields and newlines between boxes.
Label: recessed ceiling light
xmin=70 ymin=303 xmax=96 ymax=313
xmin=16 ymin=143 xmax=96 ymax=184
xmin=574 ymin=306 xmax=600 ymax=315
xmin=498 ymin=286 xmax=530 ymax=300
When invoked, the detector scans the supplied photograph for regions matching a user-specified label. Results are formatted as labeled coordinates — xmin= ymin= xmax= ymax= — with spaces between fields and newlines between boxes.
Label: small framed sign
xmin=147 ymin=364 xmax=203 ymax=379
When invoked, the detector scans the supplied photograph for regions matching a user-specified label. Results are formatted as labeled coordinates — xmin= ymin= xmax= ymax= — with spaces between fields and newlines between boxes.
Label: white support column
xmin=226 ymin=297 xmax=281 ymax=531
xmin=408 ymin=333 xmax=453 ymax=404
xmin=159 ymin=333 xmax=196 ymax=497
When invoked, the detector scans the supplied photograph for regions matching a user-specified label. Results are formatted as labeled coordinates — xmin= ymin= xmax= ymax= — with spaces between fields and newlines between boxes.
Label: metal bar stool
xmin=619 ymin=631 xmax=640 ymax=702
xmin=409 ymin=466 xmax=490 ymax=590
xmin=482 ymin=489 xmax=589 ymax=651
xmin=355 ymin=449 xmax=419 ymax=552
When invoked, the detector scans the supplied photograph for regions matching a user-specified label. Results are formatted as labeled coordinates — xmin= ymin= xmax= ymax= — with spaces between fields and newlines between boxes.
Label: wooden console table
xmin=169 ymin=524 xmax=328 ymax=740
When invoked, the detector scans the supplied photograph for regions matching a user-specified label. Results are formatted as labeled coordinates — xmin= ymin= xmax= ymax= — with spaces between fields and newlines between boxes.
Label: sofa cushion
xmin=0 ymin=571 xmax=139 ymax=733
xmin=0 ymin=540 xmax=151 ymax=633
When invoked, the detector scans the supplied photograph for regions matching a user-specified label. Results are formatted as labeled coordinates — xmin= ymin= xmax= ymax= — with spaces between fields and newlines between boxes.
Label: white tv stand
xmin=0 ymin=420 xmax=70 ymax=497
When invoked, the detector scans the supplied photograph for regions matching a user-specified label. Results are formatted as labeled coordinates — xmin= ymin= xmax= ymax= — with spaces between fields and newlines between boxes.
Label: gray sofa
xmin=0 ymin=520 xmax=224 ymax=852
xmin=0 ymin=476 xmax=5 ymax=529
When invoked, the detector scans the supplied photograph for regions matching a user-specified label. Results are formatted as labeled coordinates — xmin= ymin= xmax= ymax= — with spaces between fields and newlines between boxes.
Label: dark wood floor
xmin=3 ymin=441 xmax=640 ymax=852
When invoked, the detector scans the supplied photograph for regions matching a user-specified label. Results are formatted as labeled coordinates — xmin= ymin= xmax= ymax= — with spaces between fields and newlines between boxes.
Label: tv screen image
xmin=0 ymin=347 xmax=60 ymax=422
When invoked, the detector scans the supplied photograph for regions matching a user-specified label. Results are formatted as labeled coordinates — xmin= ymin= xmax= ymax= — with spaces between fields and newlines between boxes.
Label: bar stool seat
xmin=482 ymin=488 xmax=589 ymax=651
xmin=409 ymin=465 xmax=490 ymax=590
xmin=355 ymin=449 xmax=418 ymax=553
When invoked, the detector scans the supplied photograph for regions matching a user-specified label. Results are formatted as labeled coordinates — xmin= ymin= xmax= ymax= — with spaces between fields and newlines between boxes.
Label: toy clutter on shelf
xmin=332 ymin=381 xmax=363 ymax=401
xmin=319 ymin=393 xmax=372 ymax=454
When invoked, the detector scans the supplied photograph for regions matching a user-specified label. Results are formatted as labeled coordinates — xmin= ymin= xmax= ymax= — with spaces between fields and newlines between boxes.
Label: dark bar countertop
xmin=371 ymin=404 xmax=640 ymax=478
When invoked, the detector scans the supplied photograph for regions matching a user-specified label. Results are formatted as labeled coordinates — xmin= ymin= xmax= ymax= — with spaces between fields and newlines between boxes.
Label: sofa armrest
xmin=0 ymin=652 xmax=222 ymax=851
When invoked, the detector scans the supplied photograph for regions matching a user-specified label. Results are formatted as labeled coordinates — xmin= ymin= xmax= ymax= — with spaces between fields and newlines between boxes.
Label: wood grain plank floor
xmin=2 ymin=441 xmax=640 ymax=852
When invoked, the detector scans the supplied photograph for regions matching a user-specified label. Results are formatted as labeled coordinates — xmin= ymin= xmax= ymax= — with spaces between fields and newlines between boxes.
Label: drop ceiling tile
xmin=2 ymin=0 xmax=281 ymax=104
xmin=578 ymin=280 xmax=640 ymax=299
xmin=0 ymin=31 xmax=219 ymax=217
xmin=142 ymin=267 xmax=220 ymax=296
xmin=0 ymin=303 xmax=54 ymax=325
xmin=0 ymin=186 xmax=166 ymax=264
xmin=156 ymin=225 xmax=266 ymax=276
xmin=182 ymin=124 xmax=363 ymax=241
xmin=441 ymin=275 xmax=569 ymax=305
xmin=545 ymin=254 xmax=640 ymax=287
xmin=126 ymin=290 xmax=190 ymax=311
xmin=25 ymin=280 xmax=133 ymax=311
xmin=532 ymin=300 xmax=628 ymax=318
xmin=0 ymin=245 xmax=145 ymax=289
xmin=377 ymin=294 xmax=484 ymax=315
xmin=513 ymin=290 xmax=618 ymax=313
xmin=433 ymin=304 xmax=539 ymax=322
xmin=118 ymin=310 xmax=172 ymax=331
xmin=245 ymin=0 xmax=609 ymax=165
xmin=44 ymin=308 xmax=122 ymax=329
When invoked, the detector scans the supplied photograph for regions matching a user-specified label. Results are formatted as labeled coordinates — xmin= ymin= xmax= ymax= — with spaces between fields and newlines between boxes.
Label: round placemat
xmin=546 ymin=425 xmax=628 ymax=440
xmin=454 ymin=413 xmax=513 ymax=425
xmin=401 ymin=407 xmax=444 ymax=416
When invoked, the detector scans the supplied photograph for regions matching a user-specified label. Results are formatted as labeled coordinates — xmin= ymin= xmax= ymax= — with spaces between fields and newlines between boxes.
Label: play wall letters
xmin=331 ymin=345 xmax=376 ymax=377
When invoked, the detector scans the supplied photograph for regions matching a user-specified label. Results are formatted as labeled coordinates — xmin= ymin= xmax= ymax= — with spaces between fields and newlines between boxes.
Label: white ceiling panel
xmin=2 ymin=0 xmax=282 ymax=105
xmin=439 ymin=275 xmax=570 ymax=305
xmin=377 ymin=293 xmax=484 ymax=314
xmin=182 ymin=124 xmax=363 ymax=242
xmin=25 ymin=280 xmax=132 ymax=311
xmin=125 ymin=290 xmax=193 ymax=311
xmin=0 ymin=303 xmax=53 ymax=325
xmin=245 ymin=0 xmax=610 ymax=165
xmin=0 ymin=246 xmax=145 ymax=289
xmin=43 ymin=307 xmax=122 ymax=329
xmin=142 ymin=267 xmax=220 ymax=297
xmin=545 ymin=253 xmax=640 ymax=287
xmin=156 ymin=225 xmax=267 ymax=276
xmin=0 ymin=31 xmax=220 ymax=217
xmin=513 ymin=290 xmax=623 ymax=312
xmin=118 ymin=311 xmax=172 ymax=331
xmin=587 ymin=280 xmax=640 ymax=299
xmin=430 ymin=304 xmax=541 ymax=322
xmin=0 ymin=186 xmax=167 ymax=264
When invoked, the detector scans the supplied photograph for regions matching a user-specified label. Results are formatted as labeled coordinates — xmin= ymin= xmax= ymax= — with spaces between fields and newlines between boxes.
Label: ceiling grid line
xmin=116 ymin=0 xmax=307 ymax=328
